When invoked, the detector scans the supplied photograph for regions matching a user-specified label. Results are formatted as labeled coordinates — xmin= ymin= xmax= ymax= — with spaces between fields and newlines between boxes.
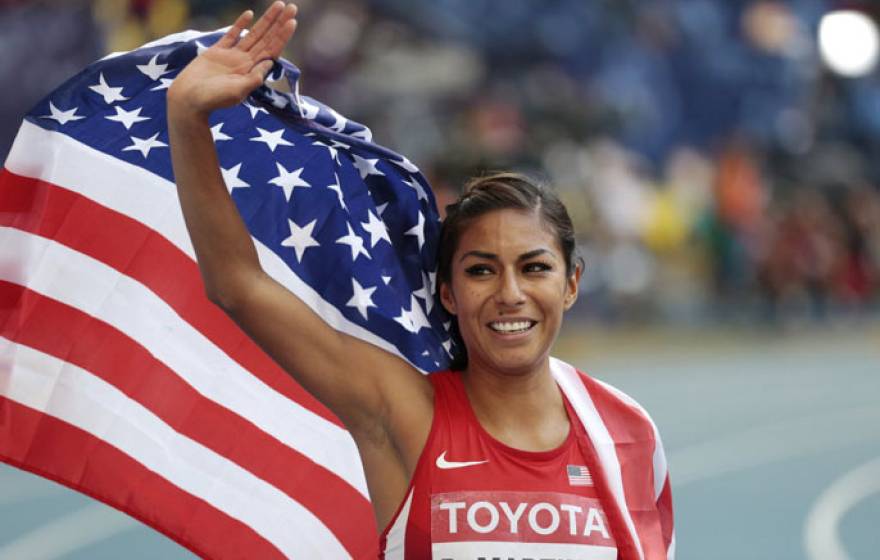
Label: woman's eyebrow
xmin=459 ymin=250 xmax=496 ymax=262
xmin=458 ymin=248 xmax=551 ymax=262
xmin=517 ymin=248 xmax=551 ymax=261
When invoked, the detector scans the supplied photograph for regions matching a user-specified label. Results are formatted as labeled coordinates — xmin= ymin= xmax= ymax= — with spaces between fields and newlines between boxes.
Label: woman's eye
xmin=524 ymin=262 xmax=552 ymax=273
xmin=465 ymin=264 xmax=492 ymax=276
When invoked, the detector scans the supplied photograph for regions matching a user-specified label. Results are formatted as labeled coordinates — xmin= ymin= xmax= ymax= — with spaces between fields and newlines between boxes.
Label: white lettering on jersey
xmin=584 ymin=506 xmax=610 ymax=538
xmin=466 ymin=501 xmax=499 ymax=533
xmin=528 ymin=502 xmax=560 ymax=535
xmin=439 ymin=501 xmax=466 ymax=533
xmin=433 ymin=493 xmax=612 ymax=542
xmin=561 ymin=503 xmax=582 ymax=535
xmin=498 ymin=502 xmax=527 ymax=533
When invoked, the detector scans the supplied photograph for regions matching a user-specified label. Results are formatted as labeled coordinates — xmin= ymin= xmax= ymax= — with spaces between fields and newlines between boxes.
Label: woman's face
xmin=439 ymin=208 xmax=579 ymax=376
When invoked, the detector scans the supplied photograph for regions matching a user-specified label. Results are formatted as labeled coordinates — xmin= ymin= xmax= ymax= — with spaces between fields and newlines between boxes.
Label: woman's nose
xmin=495 ymin=270 xmax=526 ymax=307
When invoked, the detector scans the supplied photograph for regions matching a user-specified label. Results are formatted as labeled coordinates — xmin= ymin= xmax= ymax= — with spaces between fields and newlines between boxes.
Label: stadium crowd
xmin=3 ymin=0 xmax=878 ymax=326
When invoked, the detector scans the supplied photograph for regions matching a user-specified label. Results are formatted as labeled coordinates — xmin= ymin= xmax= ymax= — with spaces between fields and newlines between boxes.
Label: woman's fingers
xmin=246 ymin=3 xmax=297 ymax=60
xmin=248 ymin=59 xmax=276 ymax=85
xmin=216 ymin=10 xmax=253 ymax=49
xmin=238 ymin=1 xmax=285 ymax=52
xmin=257 ymin=16 xmax=297 ymax=62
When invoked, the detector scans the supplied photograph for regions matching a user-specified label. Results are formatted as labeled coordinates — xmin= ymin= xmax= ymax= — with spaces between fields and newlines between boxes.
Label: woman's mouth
xmin=488 ymin=320 xmax=536 ymax=334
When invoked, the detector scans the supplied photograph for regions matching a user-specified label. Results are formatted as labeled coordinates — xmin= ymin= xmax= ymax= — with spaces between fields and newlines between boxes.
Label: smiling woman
xmin=165 ymin=2 xmax=673 ymax=559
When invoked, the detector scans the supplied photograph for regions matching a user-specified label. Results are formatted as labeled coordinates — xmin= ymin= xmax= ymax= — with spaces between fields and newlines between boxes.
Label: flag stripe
xmin=0 ymin=397 xmax=285 ymax=560
xmin=595 ymin=379 xmax=667 ymax=500
xmin=0 ymin=167 xmax=340 ymax=428
xmin=550 ymin=358 xmax=645 ymax=560
xmin=0 ymin=337 xmax=350 ymax=557
xmin=585 ymin=376 xmax=669 ymax=560
xmin=0 ymin=280 xmax=376 ymax=556
xmin=0 ymin=225 xmax=369 ymax=499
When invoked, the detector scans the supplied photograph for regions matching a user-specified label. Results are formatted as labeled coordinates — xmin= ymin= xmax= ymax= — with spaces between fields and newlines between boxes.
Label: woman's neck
xmin=460 ymin=359 xmax=569 ymax=451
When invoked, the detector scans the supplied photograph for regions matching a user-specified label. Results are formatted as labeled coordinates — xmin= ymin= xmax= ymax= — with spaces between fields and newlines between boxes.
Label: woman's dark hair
xmin=437 ymin=172 xmax=581 ymax=370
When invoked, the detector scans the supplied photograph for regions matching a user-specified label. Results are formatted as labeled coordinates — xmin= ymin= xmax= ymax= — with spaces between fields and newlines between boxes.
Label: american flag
xmin=0 ymin=29 xmax=453 ymax=559
xmin=567 ymin=464 xmax=594 ymax=487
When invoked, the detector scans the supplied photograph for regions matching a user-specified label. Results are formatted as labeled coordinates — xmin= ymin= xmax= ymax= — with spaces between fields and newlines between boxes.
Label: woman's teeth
xmin=489 ymin=320 xmax=534 ymax=333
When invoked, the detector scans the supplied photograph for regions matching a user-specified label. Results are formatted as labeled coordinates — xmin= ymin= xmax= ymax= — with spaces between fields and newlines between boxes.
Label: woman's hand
xmin=167 ymin=1 xmax=297 ymax=118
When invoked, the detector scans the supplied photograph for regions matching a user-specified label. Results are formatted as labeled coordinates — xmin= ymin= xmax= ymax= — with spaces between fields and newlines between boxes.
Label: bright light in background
xmin=818 ymin=10 xmax=880 ymax=77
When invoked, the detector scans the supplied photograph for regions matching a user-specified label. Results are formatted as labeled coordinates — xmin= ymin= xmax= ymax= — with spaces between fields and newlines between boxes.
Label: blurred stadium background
xmin=1 ymin=0 xmax=878 ymax=559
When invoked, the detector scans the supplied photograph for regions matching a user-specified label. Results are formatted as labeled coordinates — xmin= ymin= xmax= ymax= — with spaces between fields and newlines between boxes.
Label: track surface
xmin=1 ymin=325 xmax=878 ymax=559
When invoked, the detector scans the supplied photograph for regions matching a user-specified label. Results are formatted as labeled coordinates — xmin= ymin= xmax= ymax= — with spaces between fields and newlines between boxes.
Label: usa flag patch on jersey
xmin=568 ymin=465 xmax=593 ymax=487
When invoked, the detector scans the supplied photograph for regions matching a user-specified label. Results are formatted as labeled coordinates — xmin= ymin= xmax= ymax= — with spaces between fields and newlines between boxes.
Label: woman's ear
xmin=563 ymin=262 xmax=583 ymax=311
xmin=439 ymin=282 xmax=457 ymax=315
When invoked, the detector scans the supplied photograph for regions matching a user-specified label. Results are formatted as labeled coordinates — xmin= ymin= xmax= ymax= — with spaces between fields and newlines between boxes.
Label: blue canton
xmin=29 ymin=29 xmax=453 ymax=372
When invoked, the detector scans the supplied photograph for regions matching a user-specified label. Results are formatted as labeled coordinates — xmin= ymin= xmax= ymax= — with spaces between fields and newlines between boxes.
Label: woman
xmin=167 ymin=3 xmax=673 ymax=558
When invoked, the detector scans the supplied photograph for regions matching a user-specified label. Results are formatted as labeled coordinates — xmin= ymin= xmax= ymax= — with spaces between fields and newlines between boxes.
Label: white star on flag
xmin=281 ymin=218 xmax=320 ymax=262
xmin=244 ymin=101 xmax=268 ymax=119
xmin=220 ymin=163 xmax=249 ymax=192
xmin=312 ymin=139 xmax=348 ymax=164
xmin=408 ymin=294 xmax=432 ymax=332
xmin=150 ymin=78 xmax=174 ymax=91
xmin=266 ymin=88 xmax=289 ymax=109
xmin=346 ymin=278 xmax=377 ymax=320
xmin=326 ymin=174 xmax=346 ymax=210
xmin=335 ymin=223 xmax=371 ymax=262
xmin=361 ymin=210 xmax=391 ymax=248
xmin=137 ymin=54 xmax=171 ymax=81
xmin=250 ymin=127 xmax=293 ymax=152
xmin=394 ymin=304 xmax=416 ymax=333
xmin=413 ymin=271 xmax=435 ymax=314
xmin=210 ymin=123 xmax=232 ymax=142
xmin=404 ymin=177 xmax=429 ymax=202
xmin=376 ymin=202 xmax=389 ymax=218
xmin=105 ymin=106 xmax=150 ymax=130
xmin=122 ymin=132 xmax=167 ymax=157
xmin=89 ymin=72 xmax=129 ymax=104
xmin=393 ymin=156 xmax=420 ymax=174
xmin=269 ymin=163 xmax=310 ymax=201
xmin=41 ymin=102 xmax=84 ymax=125
xmin=442 ymin=339 xmax=453 ymax=355
xmin=394 ymin=295 xmax=430 ymax=333
xmin=382 ymin=275 xmax=392 ymax=285
xmin=327 ymin=107 xmax=348 ymax=132
xmin=405 ymin=211 xmax=426 ymax=250
xmin=352 ymin=154 xmax=383 ymax=180
xmin=297 ymin=97 xmax=320 ymax=120
xmin=351 ymin=128 xmax=372 ymax=142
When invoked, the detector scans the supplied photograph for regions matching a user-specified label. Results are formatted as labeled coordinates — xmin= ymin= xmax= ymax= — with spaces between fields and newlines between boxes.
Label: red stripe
xmin=0 ymin=168 xmax=340 ymax=427
xmin=0 ymin=397 xmax=285 ymax=560
xmin=583 ymin=373 xmax=670 ymax=559
xmin=0 ymin=281 xmax=378 ymax=557
xmin=657 ymin=476 xmax=674 ymax=553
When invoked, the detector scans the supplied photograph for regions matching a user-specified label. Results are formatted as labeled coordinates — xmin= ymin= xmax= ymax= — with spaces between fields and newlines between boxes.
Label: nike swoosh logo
xmin=435 ymin=451 xmax=488 ymax=470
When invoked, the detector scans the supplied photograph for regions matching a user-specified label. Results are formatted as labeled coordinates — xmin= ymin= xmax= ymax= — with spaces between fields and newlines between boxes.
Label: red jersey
xmin=379 ymin=370 xmax=618 ymax=559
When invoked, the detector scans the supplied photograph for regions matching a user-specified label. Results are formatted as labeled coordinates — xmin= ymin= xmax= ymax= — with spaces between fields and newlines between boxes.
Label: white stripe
xmin=594 ymin=378 xmax=668 ymax=501
xmin=5 ymin=120 xmax=413 ymax=366
xmin=382 ymin=488 xmax=413 ymax=560
xmin=431 ymin=541 xmax=617 ymax=560
xmin=550 ymin=357 xmax=645 ymax=560
xmin=0 ymin=226 xmax=368 ymax=498
xmin=0 ymin=338 xmax=349 ymax=558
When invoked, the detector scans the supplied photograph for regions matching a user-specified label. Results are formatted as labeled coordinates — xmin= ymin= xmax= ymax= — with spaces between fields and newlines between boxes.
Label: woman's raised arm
xmin=165 ymin=2 xmax=431 ymax=449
